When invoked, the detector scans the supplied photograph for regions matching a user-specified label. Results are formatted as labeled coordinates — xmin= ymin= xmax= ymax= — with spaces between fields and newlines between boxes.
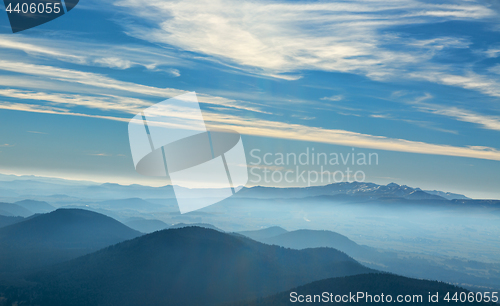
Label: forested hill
xmin=1 ymin=226 xmax=373 ymax=306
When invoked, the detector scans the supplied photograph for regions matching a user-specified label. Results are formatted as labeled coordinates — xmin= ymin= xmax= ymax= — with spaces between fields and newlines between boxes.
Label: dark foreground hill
xmin=0 ymin=227 xmax=373 ymax=306
xmin=0 ymin=208 xmax=141 ymax=278
xmin=234 ymin=273 xmax=495 ymax=305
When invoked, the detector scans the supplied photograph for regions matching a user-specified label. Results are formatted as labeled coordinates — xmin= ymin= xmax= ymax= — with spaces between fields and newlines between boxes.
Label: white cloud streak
xmin=0 ymin=60 xmax=182 ymax=96
xmin=415 ymin=103 xmax=500 ymax=132
xmin=0 ymin=56 xmax=498 ymax=162
xmin=0 ymin=89 xmax=151 ymax=114
xmin=321 ymin=95 xmax=343 ymax=102
xmin=0 ymin=35 xmax=183 ymax=72
xmin=107 ymin=0 xmax=500 ymax=100
xmin=410 ymin=71 xmax=500 ymax=98
xmin=0 ymin=101 xmax=130 ymax=122
xmin=0 ymin=61 xmax=268 ymax=114
xmin=203 ymin=111 xmax=500 ymax=161
xmin=114 ymin=0 xmax=492 ymax=80
xmin=93 ymin=57 xmax=133 ymax=69
xmin=489 ymin=64 xmax=500 ymax=75
xmin=485 ymin=48 xmax=500 ymax=58
xmin=2 ymin=95 xmax=500 ymax=161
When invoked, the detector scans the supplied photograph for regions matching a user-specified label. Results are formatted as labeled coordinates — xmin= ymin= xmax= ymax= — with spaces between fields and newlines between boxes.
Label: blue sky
xmin=0 ymin=0 xmax=499 ymax=198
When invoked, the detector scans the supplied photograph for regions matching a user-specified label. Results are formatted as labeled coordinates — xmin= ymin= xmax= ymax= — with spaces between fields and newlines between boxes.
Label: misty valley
xmin=0 ymin=176 xmax=498 ymax=305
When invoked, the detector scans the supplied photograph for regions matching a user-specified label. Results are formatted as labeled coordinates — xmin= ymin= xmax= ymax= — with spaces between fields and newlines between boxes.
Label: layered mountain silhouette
xmin=236 ymin=182 xmax=453 ymax=200
xmin=0 ymin=202 xmax=33 ymax=217
xmin=14 ymin=199 xmax=55 ymax=214
xmin=237 ymin=226 xmax=288 ymax=240
xmin=0 ymin=208 xmax=141 ymax=278
xmin=98 ymin=198 xmax=169 ymax=212
xmin=3 ymin=227 xmax=373 ymax=306
xmin=235 ymin=273 xmax=493 ymax=305
xmin=0 ymin=176 xmax=496 ymax=304
xmin=0 ymin=177 xmax=473 ymax=202
xmin=259 ymin=229 xmax=365 ymax=256
xmin=240 ymin=228 xmax=500 ymax=292
xmin=125 ymin=217 xmax=170 ymax=233
xmin=169 ymin=222 xmax=223 ymax=231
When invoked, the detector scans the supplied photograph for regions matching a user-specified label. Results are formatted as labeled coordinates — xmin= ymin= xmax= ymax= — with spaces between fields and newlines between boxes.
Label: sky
xmin=0 ymin=0 xmax=499 ymax=198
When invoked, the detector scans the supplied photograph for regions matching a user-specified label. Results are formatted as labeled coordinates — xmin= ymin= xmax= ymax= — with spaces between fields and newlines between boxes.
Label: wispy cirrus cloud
xmin=0 ymin=89 xmax=152 ymax=114
xmin=92 ymin=57 xmax=134 ymax=70
xmin=485 ymin=47 xmax=500 ymax=58
xmin=321 ymin=95 xmax=343 ymax=102
xmin=410 ymin=71 xmax=500 ymax=98
xmin=113 ymin=0 xmax=493 ymax=80
xmin=415 ymin=103 xmax=500 ymax=132
xmin=107 ymin=0 xmax=500 ymax=103
xmin=0 ymin=44 xmax=498 ymax=163
xmin=0 ymin=35 xmax=184 ymax=73
xmin=488 ymin=64 xmax=500 ymax=75
xmin=4 ymin=96 xmax=500 ymax=161
xmin=1 ymin=62 xmax=496 ymax=161
xmin=0 ymin=61 xmax=269 ymax=114
xmin=0 ymin=36 xmax=85 ymax=63
xmin=202 ymin=111 xmax=500 ymax=161
xmin=88 ymin=153 xmax=113 ymax=157
xmin=0 ymin=60 xmax=182 ymax=96
xmin=0 ymin=101 xmax=130 ymax=122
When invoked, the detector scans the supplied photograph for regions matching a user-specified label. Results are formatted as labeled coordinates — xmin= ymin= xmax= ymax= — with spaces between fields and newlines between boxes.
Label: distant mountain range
xmin=1 ymin=180 xmax=487 ymax=224
xmin=236 ymin=182 xmax=470 ymax=200
xmin=4 ymin=227 xmax=373 ymax=306
xmin=0 ymin=208 xmax=141 ymax=278
xmin=0 ymin=174 xmax=476 ymax=202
